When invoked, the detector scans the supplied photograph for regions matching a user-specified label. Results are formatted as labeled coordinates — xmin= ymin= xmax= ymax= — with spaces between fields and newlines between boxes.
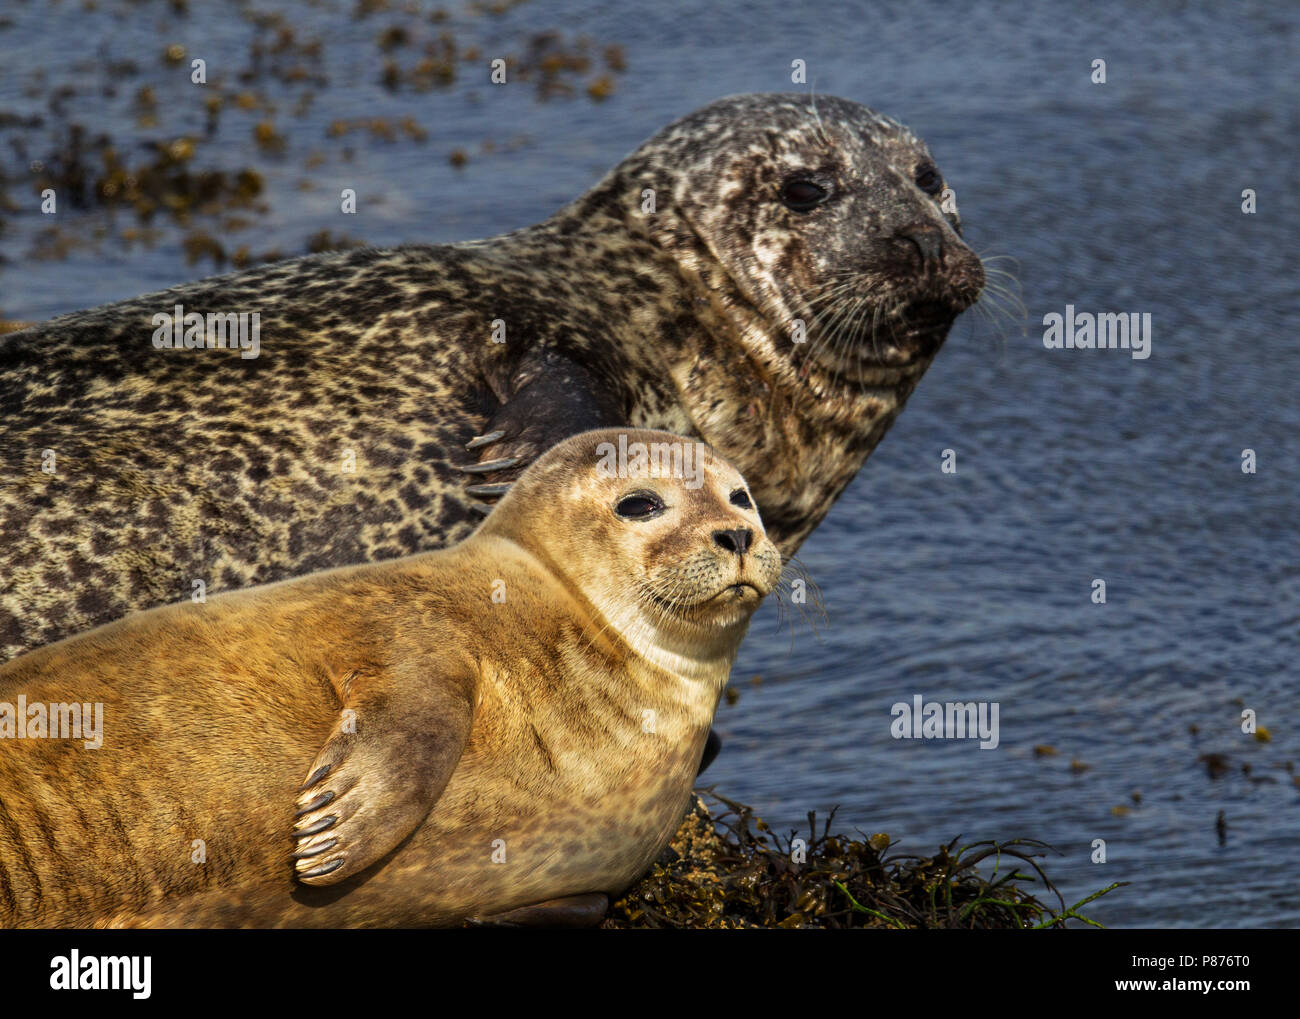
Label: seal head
xmin=588 ymin=92 xmax=984 ymax=382
xmin=479 ymin=428 xmax=782 ymax=668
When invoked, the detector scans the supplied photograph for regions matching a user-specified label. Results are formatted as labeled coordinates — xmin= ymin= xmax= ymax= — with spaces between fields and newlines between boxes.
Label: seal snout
xmin=874 ymin=231 xmax=985 ymax=360
xmin=710 ymin=528 xmax=772 ymax=603
xmin=940 ymin=243 xmax=987 ymax=313
xmin=888 ymin=220 xmax=985 ymax=309
xmin=707 ymin=527 xmax=781 ymax=606
xmin=893 ymin=222 xmax=946 ymax=273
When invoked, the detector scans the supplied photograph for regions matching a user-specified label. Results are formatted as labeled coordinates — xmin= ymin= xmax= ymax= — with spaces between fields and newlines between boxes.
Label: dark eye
xmin=780 ymin=179 xmax=828 ymax=213
xmin=914 ymin=164 xmax=942 ymax=196
xmin=729 ymin=488 xmax=753 ymax=510
xmin=615 ymin=492 xmax=664 ymax=520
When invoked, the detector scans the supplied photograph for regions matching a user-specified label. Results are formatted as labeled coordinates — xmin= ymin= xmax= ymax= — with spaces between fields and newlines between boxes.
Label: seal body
xmin=0 ymin=92 xmax=983 ymax=663
xmin=0 ymin=429 xmax=781 ymax=927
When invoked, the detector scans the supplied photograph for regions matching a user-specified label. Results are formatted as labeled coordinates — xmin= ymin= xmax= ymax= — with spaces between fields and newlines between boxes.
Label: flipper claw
xmin=297 ymin=858 xmax=346 ymax=880
xmin=465 ymin=429 xmax=506 ymax=450
xmin=465 ymin=482 xmax=512 ymax=498
xmin=295 ymin=814 xmax=338 ymax=837
xmin=295 ymin=790 xmax=335 ymax=817
xmin=292 ymin=838 xmax=339 ymax=860
xmin=456 ymin=457 xmax=521 ymax=474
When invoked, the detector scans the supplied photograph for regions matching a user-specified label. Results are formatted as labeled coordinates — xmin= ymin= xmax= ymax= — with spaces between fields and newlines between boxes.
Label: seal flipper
xmin=293 ymin=665 xmax=477 ymax=886
xmin=460 ymin=348 xmax=627 ymax=508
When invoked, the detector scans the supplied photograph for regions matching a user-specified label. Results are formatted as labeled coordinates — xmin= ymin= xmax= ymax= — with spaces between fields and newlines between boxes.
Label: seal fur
xmin=0 ymin=92 xmax=983 ymax=663
xmin=0 ymin=428 xmax=781 ymax=927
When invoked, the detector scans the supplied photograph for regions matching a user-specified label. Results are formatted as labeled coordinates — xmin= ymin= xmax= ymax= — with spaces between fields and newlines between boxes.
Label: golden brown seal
xmin=0 ymin=428 xmax=780 ymax=927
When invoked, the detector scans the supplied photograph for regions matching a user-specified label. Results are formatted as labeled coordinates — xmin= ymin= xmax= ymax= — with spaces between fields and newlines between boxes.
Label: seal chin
xmin=691 ymin=581 xmax=768 ymax=624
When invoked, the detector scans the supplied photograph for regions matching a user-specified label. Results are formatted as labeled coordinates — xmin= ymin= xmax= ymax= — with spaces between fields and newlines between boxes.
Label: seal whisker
xmin=829 ymin=292 xmax=868 ymax=394
xmin=807 ymin=87 xmax=833 ymax=152
xmin=964 ymin=257 xmax=1027 ymax=359
xmin=775 ymin=555 xmax=826 ymax=626
xmin=809 ymin=284 xmax=862 ymax=374
xmin=807 ymin=287 xmax=863 ymax=352
xmin=847 ymin=294 xmax=876 ymax=390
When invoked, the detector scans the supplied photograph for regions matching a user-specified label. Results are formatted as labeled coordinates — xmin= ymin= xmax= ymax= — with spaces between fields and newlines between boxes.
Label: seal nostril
xmin=713 ymin=528 xmax=752 ymax=555
xmin=896 ymin=223 xmax=944 ymax=270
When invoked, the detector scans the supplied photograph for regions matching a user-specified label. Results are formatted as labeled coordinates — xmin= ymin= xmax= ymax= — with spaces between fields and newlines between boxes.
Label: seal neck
xmin=597 ymin=595 xmax=750 ymax=685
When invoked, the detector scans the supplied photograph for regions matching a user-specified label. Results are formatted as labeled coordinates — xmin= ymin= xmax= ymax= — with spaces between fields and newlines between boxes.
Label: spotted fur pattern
xmin=0 ymin=93 xmax=983 ymax=663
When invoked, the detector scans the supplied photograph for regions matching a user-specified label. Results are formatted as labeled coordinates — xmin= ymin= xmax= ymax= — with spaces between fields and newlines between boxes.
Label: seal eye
xmin=615 ymin=492 xmax=664 ymax=520
xmin=780 ymin=179 xmax=828 ymax=213
xmin=729 ymin=489 xmax=753 ymax=510
xmin=914 ymin=164 xmax=942 ymax=196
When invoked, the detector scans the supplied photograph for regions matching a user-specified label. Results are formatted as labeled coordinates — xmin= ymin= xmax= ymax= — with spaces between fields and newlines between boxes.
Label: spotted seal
xmin=0 ymin=91 xmax=983 ymax=664
xmin=0 ymin=428 xmax=780 ymax=927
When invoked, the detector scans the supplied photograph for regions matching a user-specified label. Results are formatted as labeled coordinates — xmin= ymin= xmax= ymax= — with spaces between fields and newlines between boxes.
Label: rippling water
xmin=1 ymin=0 xmax=1295 ymax=927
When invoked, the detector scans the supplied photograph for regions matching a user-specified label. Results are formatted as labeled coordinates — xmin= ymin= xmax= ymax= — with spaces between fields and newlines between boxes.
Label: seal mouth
xmin=644 ymin=581 xmax=764 ymax=619
xmin=902 ymin=298 xmax=960 ymax=327
xmin=715 ymin=582 xmax=762 ymax=603
xmin=890 ymin=299 xmax=960 ymax=358
xmin=851 ymin=294 xmax=969 ymax=365
xmin=844 ymin=257 xmax=984 ymax=365
xmin=802 ymin=278 xmax=980 ymax=378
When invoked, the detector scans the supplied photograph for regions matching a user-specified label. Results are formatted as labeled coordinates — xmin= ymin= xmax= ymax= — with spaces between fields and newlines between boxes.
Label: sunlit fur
xmin=0 ymin=429 xmax=777 ymax=927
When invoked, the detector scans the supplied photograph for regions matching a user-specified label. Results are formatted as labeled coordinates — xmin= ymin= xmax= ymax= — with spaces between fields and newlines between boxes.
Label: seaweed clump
xmin=604 ymin=793 xmax=1123 ymax=929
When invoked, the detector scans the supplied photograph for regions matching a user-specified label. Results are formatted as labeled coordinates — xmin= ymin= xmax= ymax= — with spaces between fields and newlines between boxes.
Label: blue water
xmin=1 ymin=0 xmax=1296 ymax=927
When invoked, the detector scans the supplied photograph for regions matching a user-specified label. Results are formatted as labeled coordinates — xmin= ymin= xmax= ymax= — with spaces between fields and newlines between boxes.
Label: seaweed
xmin=604 ymin=792 xmax=1126 ymax=929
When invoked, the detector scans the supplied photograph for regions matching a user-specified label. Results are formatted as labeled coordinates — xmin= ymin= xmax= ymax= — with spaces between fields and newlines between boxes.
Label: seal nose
xmin=713 ymin=528 xmax=752 ymax=556
xmin=895 ymin=223 xmax=944 ymax=271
